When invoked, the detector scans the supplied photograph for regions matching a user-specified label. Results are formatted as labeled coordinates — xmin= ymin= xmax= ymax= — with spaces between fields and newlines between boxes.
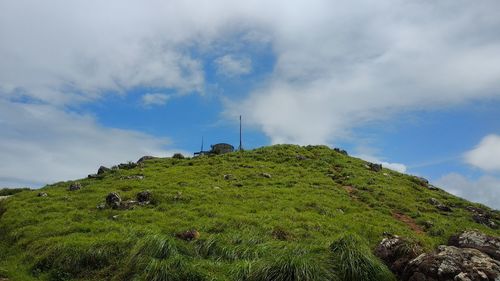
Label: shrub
xmin=329 ymin=234 xmax=395 ymax=281
xmin=0 ymin=188 xmax=30 ymax=196
xmin=172 ymin=153 xmax=185 ymax=159
xmin=239 ymin=249 xmax=331 ymax=281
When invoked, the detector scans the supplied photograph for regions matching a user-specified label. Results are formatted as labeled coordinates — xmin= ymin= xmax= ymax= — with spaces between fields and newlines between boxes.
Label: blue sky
xmin=1 ymin=0 xmax=500 ymax=208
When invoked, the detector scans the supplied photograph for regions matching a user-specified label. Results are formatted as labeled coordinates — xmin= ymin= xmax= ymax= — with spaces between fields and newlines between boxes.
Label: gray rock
xmin=105 ymin=192 xmax=121 ymax=209
xmin=37 ymin=192 xmax=48 ymax=197
xmin=333 ymin=148 xmax=348 ymax=155
xmin=375 ymin=235 xmax=423 ymax=277
xmin=428 ymin=198 xmax=452 ymax=212
xmin=136 ymin=190 xmax=152 ymax=204
xmin=137 ymin=156 xmax=155 ymax=163
xmin=97 ymin=166 xmax=111 ymax=175
xmin=448 ymin=230 xmax=500 ymax=261
xmin=402 ymin=245 xmax=500 ymax=281
xmin=68 ymin=183 xmax=81 ymax=191
xmin=261 ymin=172 xmax=272 ymax=178
xmin=224 ymin=174 xmax=234 ymax=180
xmin=367 ymin=162 xmax=382 ymax=172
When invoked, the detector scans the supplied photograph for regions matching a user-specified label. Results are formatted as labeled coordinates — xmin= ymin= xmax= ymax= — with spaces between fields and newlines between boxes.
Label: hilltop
xmin=0 ymin=145 xmax=499 ymax=281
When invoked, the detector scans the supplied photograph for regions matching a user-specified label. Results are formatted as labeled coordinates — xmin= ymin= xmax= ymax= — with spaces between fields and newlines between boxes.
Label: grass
xmin=0 ymin=144 xmax=498 ymax=280
xmin=0 ymin=187 xmax=31 ymax=196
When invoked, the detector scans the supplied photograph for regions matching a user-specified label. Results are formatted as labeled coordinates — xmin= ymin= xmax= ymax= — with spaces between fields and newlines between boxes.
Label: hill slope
xmin=0 ymin=145 xmax=498 ymax=280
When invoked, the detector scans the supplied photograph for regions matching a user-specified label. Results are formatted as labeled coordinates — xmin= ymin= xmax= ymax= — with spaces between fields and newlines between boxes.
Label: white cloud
xmin=435 ymin=173 xmax=500 ymax=209
xmin=215 ymin=55 xmax=252 ymax=77
xmin=142 ymin=93 xmax=171 ymax=107
xmin=464 ymin=134 xmax=500 ymax=172
xmin=0 ymin=100 xmax=177 ymax=187
xmin=355 ymin=154 xmax=407 ymax=173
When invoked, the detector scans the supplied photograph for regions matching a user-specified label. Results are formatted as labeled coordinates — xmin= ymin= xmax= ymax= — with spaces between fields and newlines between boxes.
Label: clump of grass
xmin=32 ymin=240 xmax=127 ymax=279
xmin=329 ymin=234 xmax=395 ymax=281
xmin=128 ymin=234 xmax=206 ymax=281
xmin=0 ymin=188 xmax=30 ymax=196
xmin=238 ymin=249 xmax=331 ymax=281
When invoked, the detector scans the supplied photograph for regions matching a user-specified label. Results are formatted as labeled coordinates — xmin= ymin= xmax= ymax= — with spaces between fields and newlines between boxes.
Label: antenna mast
xmin=239 ymin=115 xmax=243 ymax=151
xmin=201 ymin=136 xmax=204 ymax=152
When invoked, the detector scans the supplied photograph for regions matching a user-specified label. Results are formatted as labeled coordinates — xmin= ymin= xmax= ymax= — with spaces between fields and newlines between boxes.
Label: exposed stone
xmin=68 ymin=183 xmax=81 ymax=191
xmin=448 ymin=230 xmax=500 ymax=261
xmin=367 ymin=162 xmax=382 ymax=172
xmin=96 ymin=203 xmax=106 ymax=210
xmin=402 ymin=245 xmax=500 ymax=281
xmin=136 ymin=191 xmax=152 ymax=204
xmin=333 ymin=148 xmax=348 ymax=155
xmin=375 ymin=235 xmax=423 ymax=277
xmin=428 ymin=198 xmax=452 ymax=212
xmin=261 ymin=173 xmax=272 ymax=178
xmin=223 ymin=174 xmax=234 ymax=180
xmin=175 ymin=229 xmax=200 ymax=241
xmin=137 ymin=156 xmax=156 ymax=163
xmin=121 ymin=175 xmax=145 ymax=180
xmin=37 ymin=192 xmax=48 ymax=197
xmin=466 ymin=207 xmax=498 ymax=229
xmin=117 ymin=162 xmax=138 ymax=170
xmin=97 ymin=166 xmax=111 ymax=175
xmin=105 ymin=192 xmax=121 ymax=209
xmin=87 ymin=174 xmax=100 ymax=179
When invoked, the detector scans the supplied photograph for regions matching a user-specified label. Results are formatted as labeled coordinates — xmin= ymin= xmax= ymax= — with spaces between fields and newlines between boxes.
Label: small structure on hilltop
xmin=193 ymin=116 xmax=243 ymax=156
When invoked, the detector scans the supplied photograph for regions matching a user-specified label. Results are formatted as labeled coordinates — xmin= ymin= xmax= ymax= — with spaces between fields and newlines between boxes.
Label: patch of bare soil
xmin=393 ymin=212 xmax=424 ymax=234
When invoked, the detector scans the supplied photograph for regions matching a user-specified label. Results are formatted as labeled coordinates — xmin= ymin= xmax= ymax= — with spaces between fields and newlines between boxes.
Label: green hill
xmin=0 ymin=145 xmax=498 ymax=281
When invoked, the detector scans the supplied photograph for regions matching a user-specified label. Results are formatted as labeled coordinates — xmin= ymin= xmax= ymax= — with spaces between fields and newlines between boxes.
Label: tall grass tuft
xmin=329 ymin=234 xmax=395 ymax=281
xmin=128 ymin=234 xmax=206 ymax=281
xmin=238 ymin=249 xmax=331 ymax=281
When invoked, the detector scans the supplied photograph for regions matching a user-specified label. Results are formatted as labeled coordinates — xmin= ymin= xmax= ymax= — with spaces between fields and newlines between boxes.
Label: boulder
xmin=37 ymin=192 xmax=48 ymax=197
xmin=175 ymin=229 xmax=200 ymax=241
xmin=402 ymin=245 xmax=500 ymax=281
xmin=333 ymin=148 xmax=348 ymax=155
xmin=97 ymin=166 xmax=111 ymax=175
xmin=223 ymin=174 xmax=234 ymax=180
xmin=448 ymin=230 xmax=500 ymax=261
xmin=428 ymin=198 xmax=452 ymax=212
xmin=466 ymin=207 xmax=498 ymax=229
xmin=105 ymin=192 xmax=121 ymax=209
xmin=261 ymin=173 xmax=272 ymax=179
xmin=117 ymin=162 xmax=138 ymax=170
xmin=136 ymin=191 xmax=152 ymax=204
xmin=137 ymin=156 xmax=155 ymax=163
xmin=367 ymin=162 xmax=382 ymax=172
xmin=68 ymin=183 xmax=81 ymax=191
xmin=375 ymin=235 xmax=423 ymax=276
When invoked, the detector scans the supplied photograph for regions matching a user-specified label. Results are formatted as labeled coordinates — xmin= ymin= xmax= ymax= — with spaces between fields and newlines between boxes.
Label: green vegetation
xmin=0 ymin=187 xmax=31 ymax=197
xmin=0 ymin=144 xmax=498 ymax=280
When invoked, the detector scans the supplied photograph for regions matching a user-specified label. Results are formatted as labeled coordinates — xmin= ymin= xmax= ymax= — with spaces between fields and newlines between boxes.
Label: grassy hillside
xmin=0 ymin=145 xmax=498 ymax=281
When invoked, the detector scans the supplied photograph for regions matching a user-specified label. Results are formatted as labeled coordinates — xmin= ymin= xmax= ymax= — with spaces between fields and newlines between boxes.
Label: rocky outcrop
xmin=97 ymin=166 xmax=111 ymax=175
xmin=375 ymin=235 xmax=423 ymax=276
xmin=448 ymin=231 xmax=500 ymax=261
xmin=106 ymin=192 xmax=121 ymax=209
xmin=366 ymin=162 xmax=382 ymax=172
xmin=137 ymin=156 xmax=156 ymax=163
xmin=402 ymin=245 xmax=500 ymax=281
xmin=466 ymin=207 xmax=498 ymax=229
xmin=428 ymin=198 xmax=452 ymax=212
xmin=136 ymin=191 xmax=152 ymax=204
xmin=378 ymin=230 xmax=500 ymax=281
xmin=37 ymin=192 xmax=48 ymax=197
xmin=68 ymin=183 xmax=81 ymax=191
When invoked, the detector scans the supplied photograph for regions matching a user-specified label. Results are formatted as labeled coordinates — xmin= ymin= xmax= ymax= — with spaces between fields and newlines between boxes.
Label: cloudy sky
xmin=1 ymin=0 xmax=500 ymax=208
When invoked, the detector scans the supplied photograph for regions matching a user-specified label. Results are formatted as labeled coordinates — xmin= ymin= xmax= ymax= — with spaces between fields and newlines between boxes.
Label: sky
xmin=1 ymin=0 xmax=500 ymax=208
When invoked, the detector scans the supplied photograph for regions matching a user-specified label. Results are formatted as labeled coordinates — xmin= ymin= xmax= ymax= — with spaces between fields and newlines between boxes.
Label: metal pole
xmin=239 ymin=115 xmax=242 ymax=151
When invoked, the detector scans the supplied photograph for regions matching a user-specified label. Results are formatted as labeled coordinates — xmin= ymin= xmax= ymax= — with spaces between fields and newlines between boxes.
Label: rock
xmin=117 ymin=162 xmax=138 ymax=170
xmin=448 ymin=230 xmax=500 ymax=261
xmin=87 ymin=174 xmax=100 ymax=179
xmin=333 ymin=148 xmax=348 ymax=155
xmin=96 ymin=203 xmax=106 ymax=210
xmin=136 ymin=191 xmax=152 ymax=204
xmin=223 ymin=174 xmax=234 ymax=180
xmin=175 ymin=229 xmax=200 ymax=241
xmin=402 ymin=245 xmax=500 ymax=281
xmin=120 ymin=200 xmax=138 ymax=210
xmin=296 ymin=155 xmax=308 ymax=161
xmin=261 ymin=173 xmax=272 ymax=178
xmin=367 ymin=162 xmax=382 ymax=172
xmin=428 ymin=198 xmax=452 ymax=212
xmin=111 ymin=215 xmax=119 ymax=220
xmin=105 ymin=192 xmax=121 ymax=209
xmin=416 ymin=176 xmax=429 ymax=185
xmin=427 ymin=184 xmax=440 ymax=191
xmin=121 ymin=175 xmax=145 ymax=180
xmin=137 ymin=156 xmax=155 ymax=163
xmin=466 ymin=207 xmax=498 ymax=229
xmin=37 ymin=192 xmax=48 ymax=197
xmin=97 ymin=166 xmax=111 ymax=175
xmin=375 ymin=235 xmax=423 ymax=277
xmin=68 ymin=183 xmax=81 ymax=191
